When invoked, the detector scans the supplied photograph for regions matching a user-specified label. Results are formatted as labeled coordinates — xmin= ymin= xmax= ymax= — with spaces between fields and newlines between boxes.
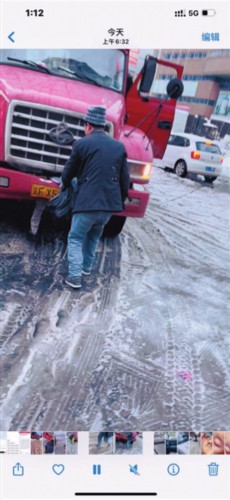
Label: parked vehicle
xmin=160 ymin=133 xmax=224 ymax=182
xmin=0 ymin=49 xmax=183 ymax=235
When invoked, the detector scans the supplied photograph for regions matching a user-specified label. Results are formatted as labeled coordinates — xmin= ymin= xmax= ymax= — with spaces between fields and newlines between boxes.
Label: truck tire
xmin=102 ymin=216 xmax=126 ymax=237
xmin=204 ymin=176 xmax=217 ymax=183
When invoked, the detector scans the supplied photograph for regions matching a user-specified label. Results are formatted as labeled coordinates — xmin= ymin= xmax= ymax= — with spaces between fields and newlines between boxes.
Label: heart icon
xmin=52 ymin=464 xmax=65 ymax=475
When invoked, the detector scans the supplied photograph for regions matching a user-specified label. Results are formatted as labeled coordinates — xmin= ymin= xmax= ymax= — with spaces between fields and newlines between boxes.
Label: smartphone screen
xmin=0 ymin=1 xmax=230 ymax=499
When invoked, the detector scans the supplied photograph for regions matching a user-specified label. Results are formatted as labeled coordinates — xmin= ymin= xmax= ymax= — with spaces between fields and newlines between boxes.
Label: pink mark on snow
xmin=177 ymin=371 xmax=192 ymax=381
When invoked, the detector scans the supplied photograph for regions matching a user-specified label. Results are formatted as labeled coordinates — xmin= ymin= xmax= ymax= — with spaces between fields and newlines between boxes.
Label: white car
xmin=161 ymin=133 xmax=224 ymax=182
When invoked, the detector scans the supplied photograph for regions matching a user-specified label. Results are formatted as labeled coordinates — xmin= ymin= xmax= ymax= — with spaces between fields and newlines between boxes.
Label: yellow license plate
xmin=31 ymin=184 xmax=60 ymax=199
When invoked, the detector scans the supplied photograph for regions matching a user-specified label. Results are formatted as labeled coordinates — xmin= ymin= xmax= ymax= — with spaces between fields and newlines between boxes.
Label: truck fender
xmin=119 ymin=125 xmax=153 ymax=163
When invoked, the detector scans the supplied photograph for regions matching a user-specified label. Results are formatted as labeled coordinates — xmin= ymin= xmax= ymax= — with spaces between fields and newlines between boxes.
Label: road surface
xmin=0 ymin=167 xmax=229 ymax=431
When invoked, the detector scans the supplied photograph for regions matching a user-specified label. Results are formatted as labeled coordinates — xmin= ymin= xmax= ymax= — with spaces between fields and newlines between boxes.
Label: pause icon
xmin=93 ymin=464 xmax=101 ymax=475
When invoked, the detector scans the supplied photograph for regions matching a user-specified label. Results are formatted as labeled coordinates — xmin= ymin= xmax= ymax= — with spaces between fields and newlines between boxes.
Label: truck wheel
xmin=204 ymin=176 xmax=217 ymax=183
xmin=102 ymin=216 xmax=126 ymax=237
xmin=174 ymin=160 xmax=187 ymax=177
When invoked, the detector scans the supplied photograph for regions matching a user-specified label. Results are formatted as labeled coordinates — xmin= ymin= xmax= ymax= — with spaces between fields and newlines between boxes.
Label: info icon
xmin=167 ymin=463 xmax=180 ymax=476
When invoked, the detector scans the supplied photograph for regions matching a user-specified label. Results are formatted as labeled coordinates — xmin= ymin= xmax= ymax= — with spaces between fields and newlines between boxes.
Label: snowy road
xmin=0 ymin=168 xmax=229 ymax=431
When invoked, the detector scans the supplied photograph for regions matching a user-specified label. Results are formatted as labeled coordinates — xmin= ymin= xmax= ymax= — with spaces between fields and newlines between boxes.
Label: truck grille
xmin=6 ymin=101 xmax=112 ymax=173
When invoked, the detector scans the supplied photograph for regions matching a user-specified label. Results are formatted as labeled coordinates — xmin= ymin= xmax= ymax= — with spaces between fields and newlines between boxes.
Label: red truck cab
xmin=0 ymin=49 xmax=183 ymax=235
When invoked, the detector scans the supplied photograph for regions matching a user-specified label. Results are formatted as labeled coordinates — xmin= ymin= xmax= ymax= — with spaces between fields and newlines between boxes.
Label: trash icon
xmin=208 ymin=462 xmax=219 ymax=476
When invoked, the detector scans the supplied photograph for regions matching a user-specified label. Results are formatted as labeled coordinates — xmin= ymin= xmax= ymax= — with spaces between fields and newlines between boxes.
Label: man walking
xmin=61 ymin=105 xmax=130 ymax=289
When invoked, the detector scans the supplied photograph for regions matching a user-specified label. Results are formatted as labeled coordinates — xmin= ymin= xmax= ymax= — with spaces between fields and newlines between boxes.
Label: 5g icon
xmin=189 ymin=10 xmax=199 ymax=16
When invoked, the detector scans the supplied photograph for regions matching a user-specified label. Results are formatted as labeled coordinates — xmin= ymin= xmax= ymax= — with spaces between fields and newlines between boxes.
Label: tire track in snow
xmin=1 ymin=231 xmax=122 ymax=429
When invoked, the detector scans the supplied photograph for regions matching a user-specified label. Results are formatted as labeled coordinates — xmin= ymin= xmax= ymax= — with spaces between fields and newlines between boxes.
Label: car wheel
xmin=174 ymin=160 xmax=187 ymax=177
xmin=204 ymin=176 xmax=217 ymax=183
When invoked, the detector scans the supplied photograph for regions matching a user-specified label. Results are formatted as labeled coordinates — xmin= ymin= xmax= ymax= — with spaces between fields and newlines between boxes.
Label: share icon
xmin=129 ymin=464 xmax=140 ymax=476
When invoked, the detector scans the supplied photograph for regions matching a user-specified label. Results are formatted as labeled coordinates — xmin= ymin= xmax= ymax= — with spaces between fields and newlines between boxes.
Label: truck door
xmin=125 ymin=58 xmax=184 ymax=160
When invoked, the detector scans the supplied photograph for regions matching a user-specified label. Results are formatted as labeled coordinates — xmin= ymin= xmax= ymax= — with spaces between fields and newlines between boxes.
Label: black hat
xmin=84 ymin=106 xmax=106 ymax=127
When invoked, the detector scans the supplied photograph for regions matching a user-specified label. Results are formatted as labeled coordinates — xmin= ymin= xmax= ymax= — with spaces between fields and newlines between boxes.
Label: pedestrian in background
xmin=61 ymin=105 xmax=130 ymax=289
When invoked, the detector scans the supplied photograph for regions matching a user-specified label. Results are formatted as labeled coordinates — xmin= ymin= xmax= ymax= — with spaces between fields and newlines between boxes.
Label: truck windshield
xmin=1 ymin=49 xmax=126 ymax=92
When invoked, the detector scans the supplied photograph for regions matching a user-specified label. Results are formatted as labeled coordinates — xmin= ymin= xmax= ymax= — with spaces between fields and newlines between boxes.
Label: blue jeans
xmin=67 ymin=212 xmax=111 ymax=276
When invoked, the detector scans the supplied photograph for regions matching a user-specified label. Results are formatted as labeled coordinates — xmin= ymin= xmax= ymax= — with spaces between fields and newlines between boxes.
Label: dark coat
xmin=61 ymin=130 xmax=130 ymax=213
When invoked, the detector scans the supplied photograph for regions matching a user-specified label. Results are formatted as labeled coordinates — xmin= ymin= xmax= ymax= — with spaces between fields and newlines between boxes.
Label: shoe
xmin=65 ymin=275 xmax=82 ymax=288
xmin=27 ymin=230 xmax=40 ymax=242
xmin=82 ymin=269 xmax=91 ymax=275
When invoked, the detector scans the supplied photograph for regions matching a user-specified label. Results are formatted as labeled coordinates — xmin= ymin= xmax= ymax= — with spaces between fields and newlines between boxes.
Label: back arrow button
xmin=8 ymin=32 xmax=15 ymax=43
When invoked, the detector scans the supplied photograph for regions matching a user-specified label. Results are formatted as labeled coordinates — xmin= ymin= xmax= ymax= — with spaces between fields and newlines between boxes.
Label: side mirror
xmin=166 ymin=78 xmax=184 ymax=99
xmin=139 ymin=57 xmax=157 ymax=94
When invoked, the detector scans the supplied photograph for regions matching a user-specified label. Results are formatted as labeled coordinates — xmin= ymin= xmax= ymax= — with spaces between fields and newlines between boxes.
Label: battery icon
xmin=202 ymin=9 xmax=216 ymax=16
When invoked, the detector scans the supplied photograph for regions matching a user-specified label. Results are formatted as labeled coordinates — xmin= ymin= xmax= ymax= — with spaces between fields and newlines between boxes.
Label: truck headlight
xmin=128 ymin=160 xmax=152 ymax=182
xmin=0 ymin=176 xmax=10 ymax=187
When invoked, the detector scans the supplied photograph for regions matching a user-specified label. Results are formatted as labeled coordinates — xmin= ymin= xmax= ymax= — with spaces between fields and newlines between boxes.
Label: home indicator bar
xmin=75 ymin=494 xmax=158 ymax=497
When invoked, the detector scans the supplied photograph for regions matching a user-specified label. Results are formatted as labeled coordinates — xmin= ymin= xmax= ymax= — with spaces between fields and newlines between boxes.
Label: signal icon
xmin=175 ymin=10 xmax=186 ymax=17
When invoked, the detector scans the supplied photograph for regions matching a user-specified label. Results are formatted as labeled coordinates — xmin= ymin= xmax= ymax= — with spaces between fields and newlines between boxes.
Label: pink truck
xmin=0 ymin=49 xmax=183 ymax=236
